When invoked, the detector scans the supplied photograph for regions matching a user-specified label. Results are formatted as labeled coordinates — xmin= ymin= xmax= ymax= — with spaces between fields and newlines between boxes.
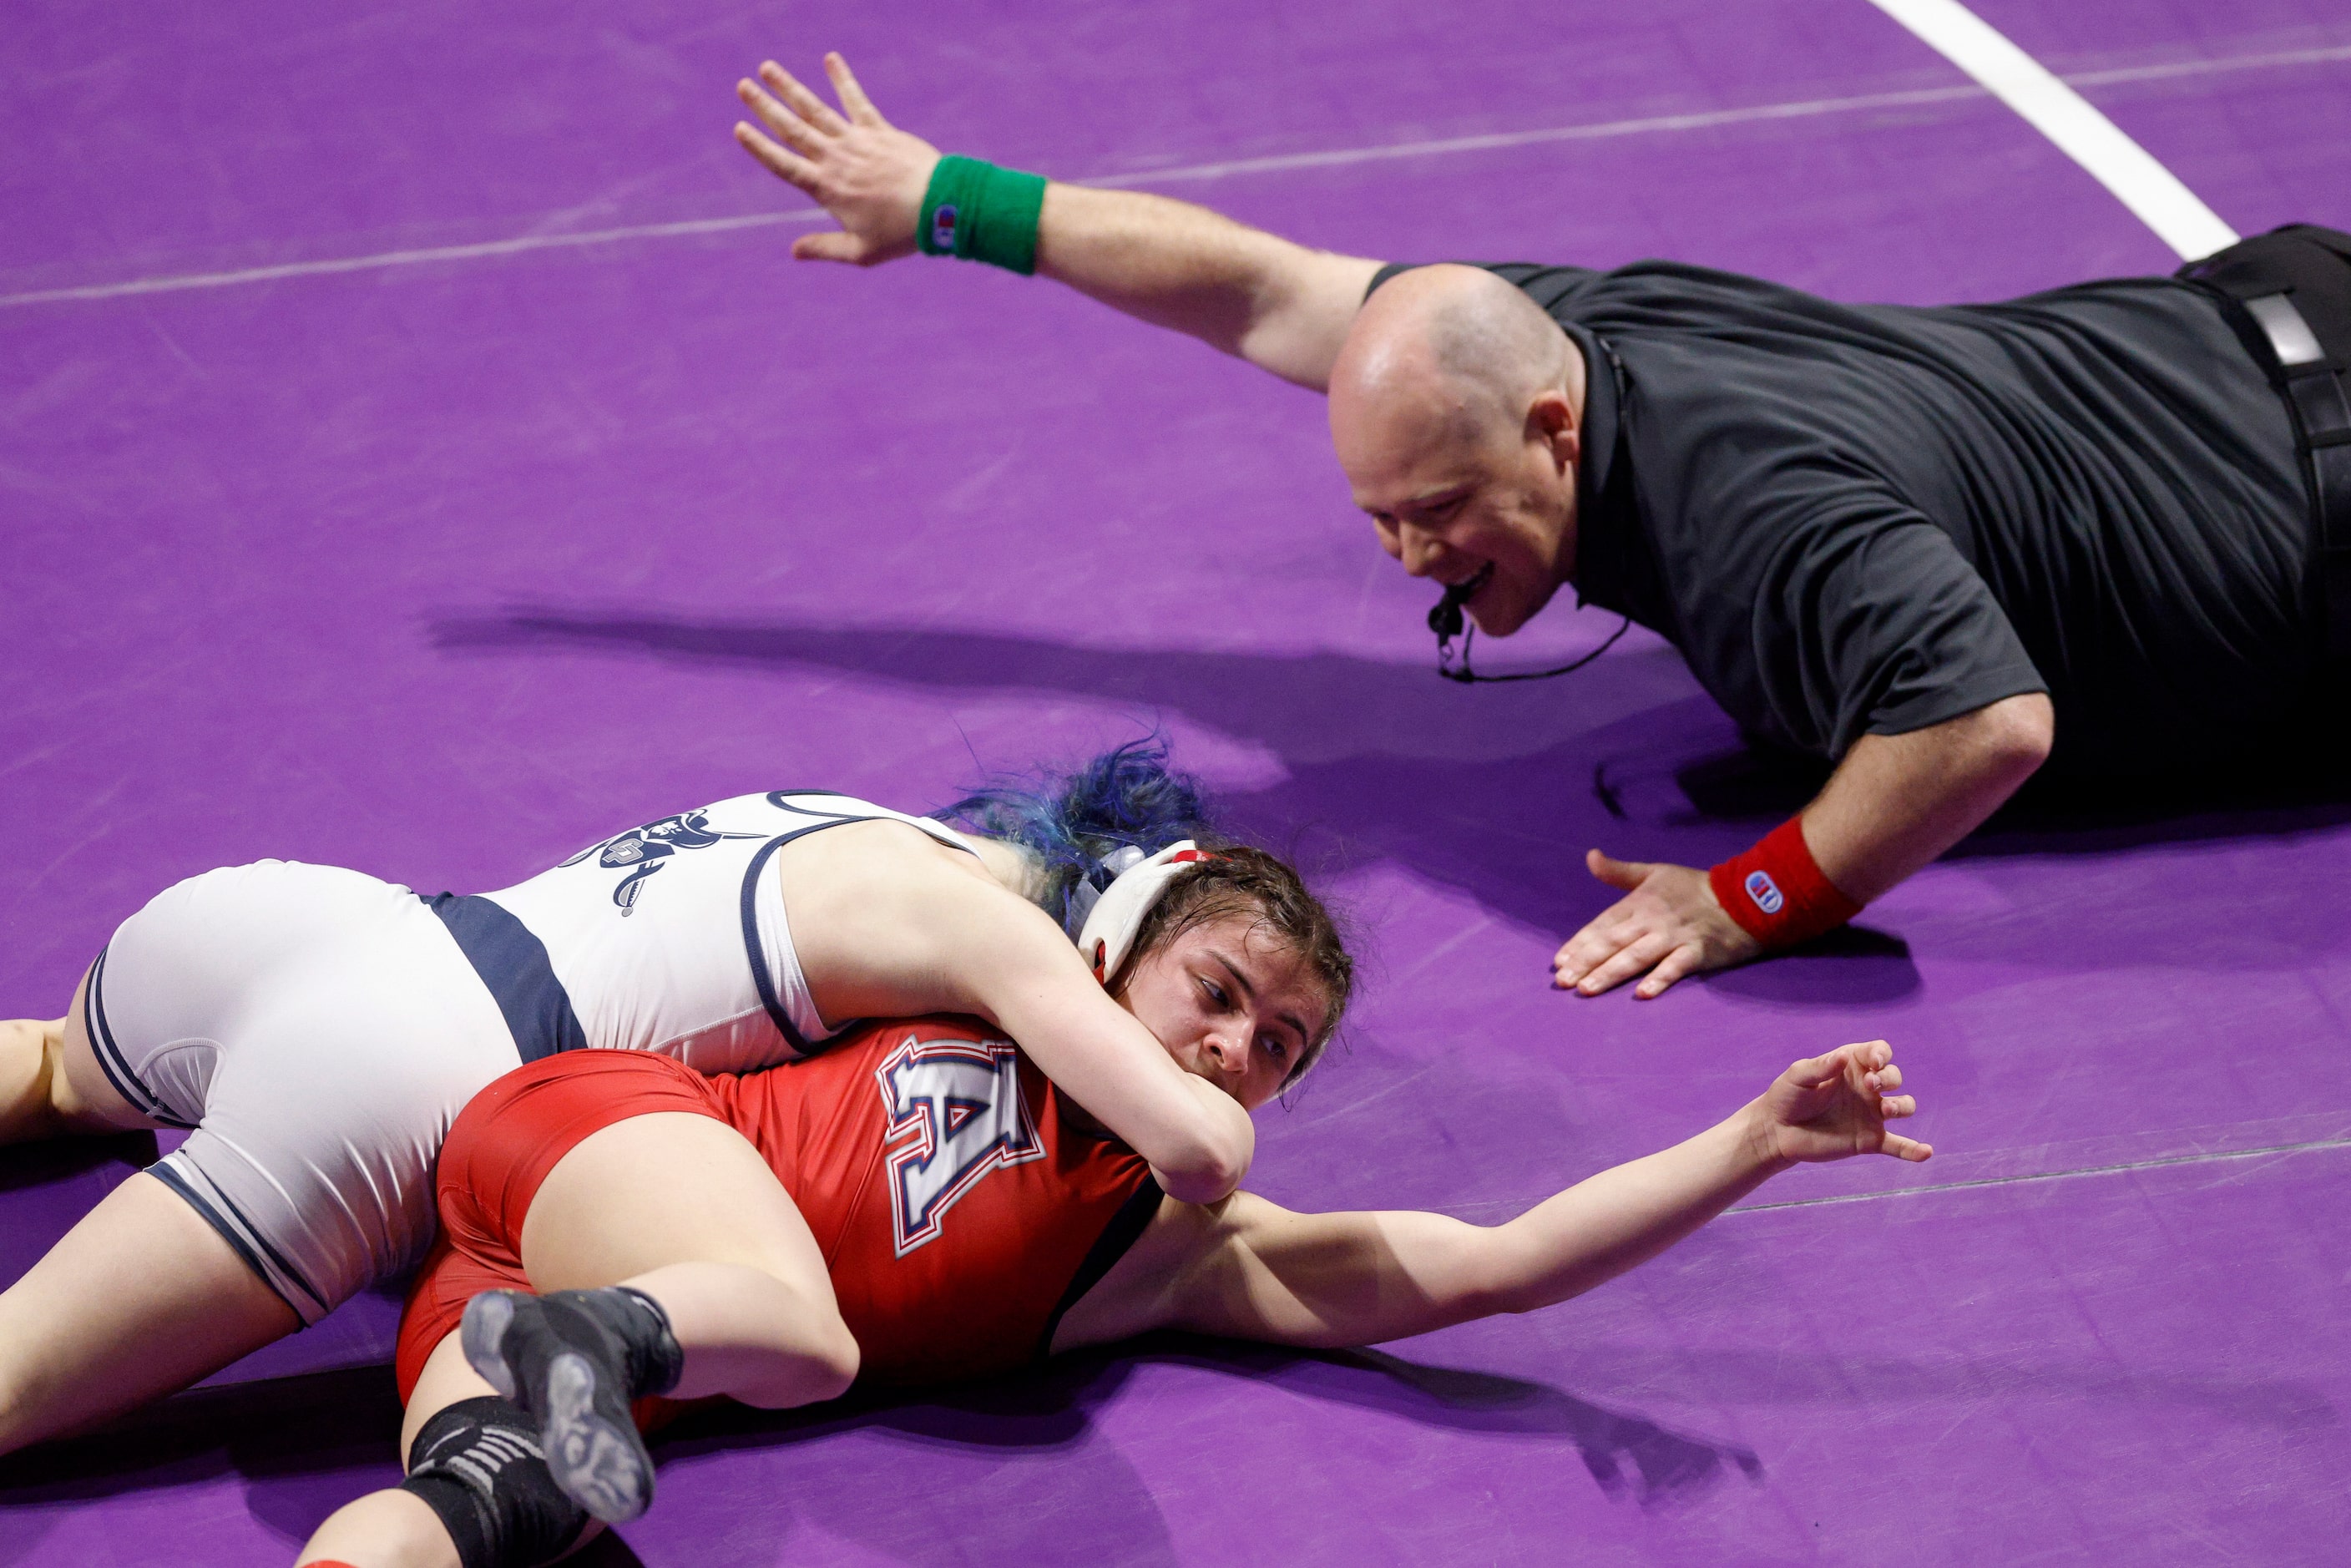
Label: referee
xmin=736 ymin=53 xmax=2351 ymax=999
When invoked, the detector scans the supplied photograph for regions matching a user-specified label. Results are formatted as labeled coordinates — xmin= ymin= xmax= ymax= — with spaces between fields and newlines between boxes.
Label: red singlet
xmin=397 ymin=1017 xmax=1156 ymax=1404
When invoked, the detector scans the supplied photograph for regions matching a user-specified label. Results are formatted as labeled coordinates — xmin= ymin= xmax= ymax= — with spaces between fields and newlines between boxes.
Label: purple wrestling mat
xmin=6 ymin=1 xmax=2351 ymax=1561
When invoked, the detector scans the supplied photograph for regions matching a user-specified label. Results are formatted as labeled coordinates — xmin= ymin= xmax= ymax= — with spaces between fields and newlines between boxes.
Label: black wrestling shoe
xmin=460 ymin=1287 xmax=682 ymax=1525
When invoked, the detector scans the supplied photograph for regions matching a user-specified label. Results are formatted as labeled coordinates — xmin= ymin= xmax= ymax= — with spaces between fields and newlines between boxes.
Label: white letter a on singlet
xmin=875 ymin=1036 xmax=1045 ymax=1256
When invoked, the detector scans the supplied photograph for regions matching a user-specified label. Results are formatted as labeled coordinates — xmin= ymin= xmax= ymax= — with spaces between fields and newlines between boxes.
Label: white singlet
xmin=85 ymin=792 xmax=976 ymax=1323
xmin=463 ymin=791 xmax=977 ymax=1068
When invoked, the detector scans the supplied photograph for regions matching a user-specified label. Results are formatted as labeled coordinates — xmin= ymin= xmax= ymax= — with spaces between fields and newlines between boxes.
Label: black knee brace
xmin=400 ymin=1396 xmax=591 ymax=1568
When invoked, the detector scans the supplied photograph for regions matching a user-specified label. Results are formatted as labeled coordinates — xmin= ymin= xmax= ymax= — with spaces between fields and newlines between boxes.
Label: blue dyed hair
xmin=940 ymin=737 xmax=1221 ymax=937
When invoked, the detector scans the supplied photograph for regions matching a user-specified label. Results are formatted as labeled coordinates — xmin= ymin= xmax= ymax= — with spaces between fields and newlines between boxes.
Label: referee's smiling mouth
xmin=1356 ymin=457 xmax=1575 ymax=639
xmin=1432 ymin=560 xmax=1497 ymax=628
xmin=1447 ymin=561 xmax=1495 ymax=604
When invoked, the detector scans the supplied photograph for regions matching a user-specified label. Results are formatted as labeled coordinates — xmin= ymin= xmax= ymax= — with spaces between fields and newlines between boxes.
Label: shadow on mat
xmin=0 ymin=1366 xmax=648 ymax=1565
xmin=0 ymin=1366 xmax=406 ymax=1550
xmin=659 ymin=1333 xmax=1760 ymax=1515
xmin=436 ymin=606 xmax=2351 ymax=978
xmin=0 ymin=1134 xmax=159 ymax=1300
xmin=0 ymin=1343 xmax=1746 ymax=1563
xmin=0 ymin=1130 xmax=154 ymax=1196
xmin=432 ymin=608 xmax=1929 ymax=1002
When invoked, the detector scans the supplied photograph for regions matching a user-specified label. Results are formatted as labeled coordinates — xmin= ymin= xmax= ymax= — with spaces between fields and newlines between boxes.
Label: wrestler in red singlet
xmin=398 ymin=1017 xmax=1158 ymax=1406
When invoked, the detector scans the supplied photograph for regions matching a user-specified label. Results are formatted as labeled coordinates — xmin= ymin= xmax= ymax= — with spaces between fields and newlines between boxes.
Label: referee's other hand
xmin=1552 ymin=851 xmax=1758 ymax=999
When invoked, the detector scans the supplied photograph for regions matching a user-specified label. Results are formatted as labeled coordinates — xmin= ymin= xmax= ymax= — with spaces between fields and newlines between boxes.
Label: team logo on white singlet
xmin=874 ymin=1034 xmax=1045 ymax=1257
xmin=559 ymin=809 xmax=763 ymax=915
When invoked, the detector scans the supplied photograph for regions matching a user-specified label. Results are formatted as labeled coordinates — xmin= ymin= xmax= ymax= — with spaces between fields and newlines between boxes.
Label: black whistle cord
xmin=1427 ymin=579 xmax=1632 ymax=684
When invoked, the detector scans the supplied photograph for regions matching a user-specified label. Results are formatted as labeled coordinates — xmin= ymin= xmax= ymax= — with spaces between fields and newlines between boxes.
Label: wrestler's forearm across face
xmin=773 ymin=820 xmax=1258 ymax=1204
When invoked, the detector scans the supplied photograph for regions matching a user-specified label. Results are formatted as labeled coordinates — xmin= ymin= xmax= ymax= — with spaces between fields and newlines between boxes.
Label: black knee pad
xmin=401 ymin=1395 xmax=590 ymax=1568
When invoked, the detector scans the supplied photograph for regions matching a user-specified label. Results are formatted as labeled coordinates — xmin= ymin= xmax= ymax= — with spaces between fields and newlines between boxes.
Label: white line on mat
xmin=1866 ymin=0 xmax=2240 ymax=258
xmin=10 ymin=37 xmax=2336 ymax=307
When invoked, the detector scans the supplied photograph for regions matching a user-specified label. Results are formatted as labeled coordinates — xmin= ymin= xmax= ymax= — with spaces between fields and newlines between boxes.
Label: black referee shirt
xmin=1373 ymin=260 xmax=2314 ymax=776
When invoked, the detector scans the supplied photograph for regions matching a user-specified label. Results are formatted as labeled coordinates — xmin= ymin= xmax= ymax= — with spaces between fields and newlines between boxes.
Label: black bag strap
xmin=2179 ymin=225 xmax=2351 ymax=668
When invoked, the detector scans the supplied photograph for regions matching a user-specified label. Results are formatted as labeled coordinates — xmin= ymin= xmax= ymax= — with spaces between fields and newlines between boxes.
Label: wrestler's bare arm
xmin=0 ymin=1019 xmax=65 ymax=1142
xmin=732 ymin=53 xmax=1381 ymax=390
xmin=1056 ymin=1042 xmax=1926 ymax=1353
xmin=774 ymin=822 xmax=1253 ymax=1204
xmin=0 ymin=969 xmax=159 ymax=1145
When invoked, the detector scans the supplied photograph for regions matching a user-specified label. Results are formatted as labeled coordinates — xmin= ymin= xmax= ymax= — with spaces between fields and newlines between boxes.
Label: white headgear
xmin=1074 ymin=841 xmax=1219 ymax=984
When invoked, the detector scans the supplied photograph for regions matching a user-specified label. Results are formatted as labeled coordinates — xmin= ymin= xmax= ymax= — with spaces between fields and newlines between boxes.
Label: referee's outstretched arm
xmin=732 ymin=53 xmax=1383 ymax=389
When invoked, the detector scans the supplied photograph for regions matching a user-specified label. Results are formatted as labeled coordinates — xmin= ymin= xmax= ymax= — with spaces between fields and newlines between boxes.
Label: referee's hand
xmin=1552 ymin=852 xmax=1758 ymax=999
xmin=735 ymin=53 xmax=938 ymax=266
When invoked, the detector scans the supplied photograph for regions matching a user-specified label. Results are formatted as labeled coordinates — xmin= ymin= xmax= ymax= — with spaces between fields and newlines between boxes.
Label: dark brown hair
xmin=1108 ymin=843 xmax=1353 ymax=1086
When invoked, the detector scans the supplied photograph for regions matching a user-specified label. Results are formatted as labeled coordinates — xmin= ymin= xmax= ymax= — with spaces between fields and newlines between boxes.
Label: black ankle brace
xmin=400 ymin=1395 xmax=589 ymax=1568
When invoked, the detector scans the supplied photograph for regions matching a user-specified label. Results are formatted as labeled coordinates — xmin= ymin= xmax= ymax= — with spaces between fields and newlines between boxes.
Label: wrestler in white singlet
xmin=81 ymin=792 xmax=975 ymax=1323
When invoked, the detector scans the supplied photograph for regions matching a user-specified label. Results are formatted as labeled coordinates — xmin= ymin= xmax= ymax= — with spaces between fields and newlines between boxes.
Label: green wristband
xmin=917 ymin=154 xmax=1048 ymax=276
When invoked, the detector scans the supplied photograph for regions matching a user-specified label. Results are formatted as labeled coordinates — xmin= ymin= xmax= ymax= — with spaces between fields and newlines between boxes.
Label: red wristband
xmin=1707 ymin=817 xmax=1863 ymax=949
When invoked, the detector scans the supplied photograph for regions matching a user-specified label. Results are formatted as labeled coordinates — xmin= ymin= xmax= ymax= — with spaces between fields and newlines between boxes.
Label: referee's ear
xmin=1528 ymin=388 xmax=1580 ymax=475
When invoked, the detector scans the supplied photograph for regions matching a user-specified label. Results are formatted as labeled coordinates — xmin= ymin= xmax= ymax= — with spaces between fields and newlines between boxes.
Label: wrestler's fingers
xmin=1840 ymin=1039 xmax=1893 ymax=1078
xmin=1879 ymin=1094 xmax=1917 ymax=1119
xmin=738 ymin=79 xmax=827 ymax=156
xmin=1873 ymin=1063 xmax=1904 ymax=1091
xmin=1633 ymin=943 xmax=1703 ymax=999
xmin=1881 ymin=1131 xmax=1934 ymax=1163
xmin=824 ymin=52 xmax=887 ymax=126
xmin=1786 ymin=1049 xmax=1844 ymax=1090
xmin=734 ymin=124 xmax=819 ymax=190
xmin=759 ymin=59 xmax=850 ymax=136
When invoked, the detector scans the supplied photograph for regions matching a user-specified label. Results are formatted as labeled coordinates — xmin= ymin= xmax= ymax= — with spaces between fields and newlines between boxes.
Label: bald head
xmin=1325 ymin=266 xmax=1588 ymax=639
xmin=1328 ymin=264 xmax=1575 ymax=466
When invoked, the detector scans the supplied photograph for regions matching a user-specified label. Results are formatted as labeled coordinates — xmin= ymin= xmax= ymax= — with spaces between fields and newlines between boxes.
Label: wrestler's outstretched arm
xmin=731 ymin=53 xmax=1381 ymax=389
xmin=1059 ymin=1041 xmax=1927 ymax=1353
